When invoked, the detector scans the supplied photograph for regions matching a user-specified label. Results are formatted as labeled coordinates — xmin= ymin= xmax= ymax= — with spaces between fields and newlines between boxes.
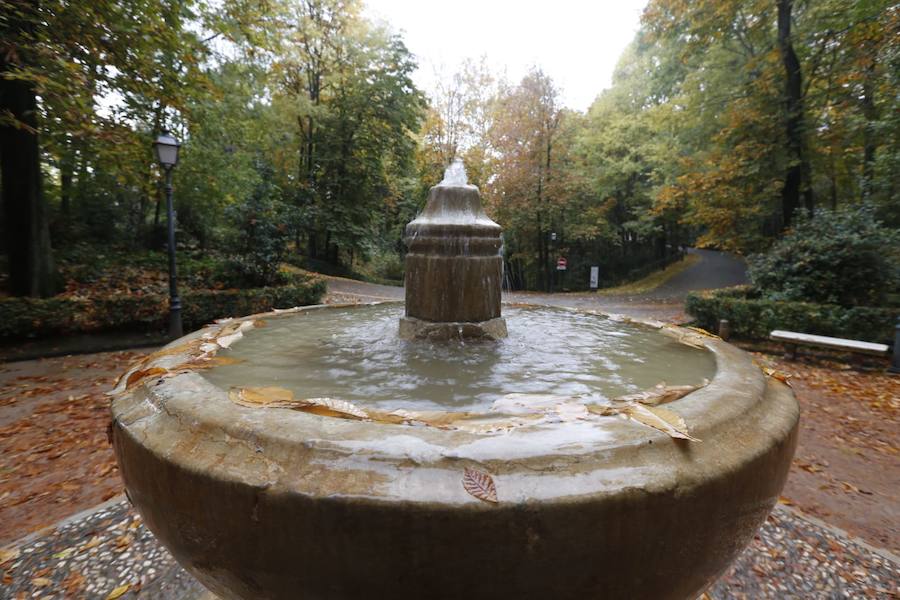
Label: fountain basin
xmin=110 ymin=303 xmax=798 ymax=600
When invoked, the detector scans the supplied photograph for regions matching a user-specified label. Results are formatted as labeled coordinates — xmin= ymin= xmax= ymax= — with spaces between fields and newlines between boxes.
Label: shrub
xmin=748 ymin=204 xmax=900 ymax=307
xmin=0 ymin=278 xmax=325 ymax=339
xmin=686 ymin=286 xmax=898 ymax=343
xmin=223 ymin=177 xmax=292 ymax=288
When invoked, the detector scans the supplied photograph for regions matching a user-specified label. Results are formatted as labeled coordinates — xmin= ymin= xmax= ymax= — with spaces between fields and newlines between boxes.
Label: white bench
xmin=770 ymin=329 xmax=890 ymax=360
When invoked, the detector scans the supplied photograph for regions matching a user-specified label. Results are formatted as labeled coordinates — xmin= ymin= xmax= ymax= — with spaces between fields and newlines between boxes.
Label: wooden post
xmin=718 ymin=319 xmax=731 ymax=341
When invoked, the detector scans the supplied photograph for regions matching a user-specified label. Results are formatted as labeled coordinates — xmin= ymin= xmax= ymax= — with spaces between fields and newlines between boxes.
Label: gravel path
xmin=1 ymin=500 xmax=896 ymax=599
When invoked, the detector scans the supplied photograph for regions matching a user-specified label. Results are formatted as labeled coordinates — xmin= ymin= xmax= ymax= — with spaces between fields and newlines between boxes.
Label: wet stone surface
xmin=1 ymin=500 xmax=896 ymax=599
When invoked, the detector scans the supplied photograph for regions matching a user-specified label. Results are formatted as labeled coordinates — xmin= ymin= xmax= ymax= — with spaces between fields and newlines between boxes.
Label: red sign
xmin=556 ymin=257 xmax=567 ymax=271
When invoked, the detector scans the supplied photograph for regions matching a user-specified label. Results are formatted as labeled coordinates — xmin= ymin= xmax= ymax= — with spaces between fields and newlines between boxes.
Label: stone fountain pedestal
xmin=400 ymin=160 xmax=506 ymax=340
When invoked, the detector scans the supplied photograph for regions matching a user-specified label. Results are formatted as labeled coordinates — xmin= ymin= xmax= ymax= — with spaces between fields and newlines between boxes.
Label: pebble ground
xmin=1 ymin=501 xmax=897 ymax=599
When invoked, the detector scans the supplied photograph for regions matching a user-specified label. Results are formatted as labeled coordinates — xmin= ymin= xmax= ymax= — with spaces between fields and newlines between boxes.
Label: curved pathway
xmin=324 ymin=248 xmax=747 ymax=323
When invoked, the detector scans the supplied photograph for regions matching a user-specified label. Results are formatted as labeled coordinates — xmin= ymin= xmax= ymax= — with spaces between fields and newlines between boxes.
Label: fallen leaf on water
xmin=32 ymin=577 xmax=53 ymax=587
xmin=624 ymin=403 xmax=700 ymax=442
xmin=463 ymin=467 xmax=498 ymax=503
xmin=0 ymin=548 xmax=19 ymax=564
xmin=106 ymin=583 xmax=131 ymax=599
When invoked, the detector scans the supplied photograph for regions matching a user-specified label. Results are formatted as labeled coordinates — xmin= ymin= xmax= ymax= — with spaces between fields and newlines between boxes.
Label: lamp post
xmin=153 ymin=133 xmax=183 ymax=338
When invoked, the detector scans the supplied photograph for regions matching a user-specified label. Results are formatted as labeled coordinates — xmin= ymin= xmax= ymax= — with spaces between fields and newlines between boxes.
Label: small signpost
xmin=556 ymin=257 xmax=567 ymax=271
xmin=589 ymin=266 xmax=599 ymax=290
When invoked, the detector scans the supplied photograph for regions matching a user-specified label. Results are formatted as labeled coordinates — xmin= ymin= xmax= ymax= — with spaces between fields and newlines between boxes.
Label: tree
xmin=0 ymin=0 xmax=58 ymax=296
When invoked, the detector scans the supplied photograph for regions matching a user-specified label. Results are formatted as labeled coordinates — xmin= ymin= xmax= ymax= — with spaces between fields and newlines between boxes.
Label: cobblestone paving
xmin=1 ymin=501 xmax=897 ymax=599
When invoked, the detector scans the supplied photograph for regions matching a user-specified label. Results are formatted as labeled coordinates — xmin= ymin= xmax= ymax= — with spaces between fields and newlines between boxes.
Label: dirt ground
xmin=0 ymin=344 xmax=897 ymax=556
xmin=750 ymin=349 xmax=899 ymax=554
xmin=0 ymin=350 xmax=147 ymax=545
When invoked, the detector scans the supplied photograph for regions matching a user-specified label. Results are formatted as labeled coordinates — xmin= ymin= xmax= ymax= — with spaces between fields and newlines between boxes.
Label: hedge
xmin=686 ymin=286 xmax=898 ymax=344
xmin=0 ymin=279 xmax=326 ymax=339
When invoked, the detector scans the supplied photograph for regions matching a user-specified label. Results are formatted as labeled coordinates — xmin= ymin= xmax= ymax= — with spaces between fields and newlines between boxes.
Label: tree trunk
xmin=860 ymin=61 xmax=877 ymax=199
xmin=777 ymin=0 xmax=813 ymax=226
xmin=0 ymin=1 xmax=59 ymax=297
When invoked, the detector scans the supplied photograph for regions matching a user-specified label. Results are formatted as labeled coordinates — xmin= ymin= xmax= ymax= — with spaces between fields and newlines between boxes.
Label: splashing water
xmin=439 ymin=157 xmax=468 ymax=187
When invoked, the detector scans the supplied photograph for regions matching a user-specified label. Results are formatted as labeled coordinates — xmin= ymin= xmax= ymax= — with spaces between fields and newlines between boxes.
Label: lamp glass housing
xmin=153 ymin=133 xmax=181 ymax=168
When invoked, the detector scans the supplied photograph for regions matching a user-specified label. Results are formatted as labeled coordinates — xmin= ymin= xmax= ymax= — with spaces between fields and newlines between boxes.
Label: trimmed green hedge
xmin=686 ymin=286 xmax=898 ymax=344
xmin=0 ymin=279 xmax=326 ymax=339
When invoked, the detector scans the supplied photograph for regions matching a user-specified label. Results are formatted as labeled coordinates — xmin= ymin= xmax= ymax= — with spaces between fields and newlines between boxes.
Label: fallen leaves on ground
xmin=0 ymin=350 xmax=145 ymax=544
xmin=462 ymin=467 xmax=498 ymax=503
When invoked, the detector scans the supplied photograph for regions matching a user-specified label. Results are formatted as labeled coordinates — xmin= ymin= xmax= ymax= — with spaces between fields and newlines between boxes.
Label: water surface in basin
xmin=204 ymin=305 xmax=716 ymax=412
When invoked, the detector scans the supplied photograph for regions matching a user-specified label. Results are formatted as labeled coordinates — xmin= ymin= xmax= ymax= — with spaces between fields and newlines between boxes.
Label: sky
xmin=364 ymin=0 xmax=648 ymax=112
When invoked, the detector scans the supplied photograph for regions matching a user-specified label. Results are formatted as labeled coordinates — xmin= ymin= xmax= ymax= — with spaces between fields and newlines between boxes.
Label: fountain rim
xmin=110 ymin=301 xmax=797 ymax=507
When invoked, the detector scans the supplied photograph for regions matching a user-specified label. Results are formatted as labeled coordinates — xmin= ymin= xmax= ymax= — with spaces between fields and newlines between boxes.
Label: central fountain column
xmin=399 ymin=158 xmax=507 ymax=340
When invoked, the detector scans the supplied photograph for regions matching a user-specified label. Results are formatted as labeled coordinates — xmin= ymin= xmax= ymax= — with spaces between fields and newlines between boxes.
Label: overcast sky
xmin=364 ymin=0 xmax=648 ymax=112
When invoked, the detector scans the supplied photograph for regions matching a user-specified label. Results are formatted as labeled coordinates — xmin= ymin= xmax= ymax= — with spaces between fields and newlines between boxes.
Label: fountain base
xmin=398 ymin=315 xmax=508 ymax=340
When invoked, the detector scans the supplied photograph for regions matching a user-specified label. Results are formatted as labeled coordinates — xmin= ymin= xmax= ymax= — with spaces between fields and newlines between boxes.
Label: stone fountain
xmin=400 ymin=158 xmax=506 ymax=340
xmin=110 ymin=160 xmax=799 ymax=600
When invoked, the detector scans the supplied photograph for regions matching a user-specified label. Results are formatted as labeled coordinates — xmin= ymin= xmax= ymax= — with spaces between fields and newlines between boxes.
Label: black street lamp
xmin=153 ymin=132 xmax=183 ymax=338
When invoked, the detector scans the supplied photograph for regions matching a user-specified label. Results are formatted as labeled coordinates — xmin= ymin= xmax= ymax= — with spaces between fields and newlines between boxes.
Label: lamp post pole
xmin=164 ymin=166 xmax=182 ymax=338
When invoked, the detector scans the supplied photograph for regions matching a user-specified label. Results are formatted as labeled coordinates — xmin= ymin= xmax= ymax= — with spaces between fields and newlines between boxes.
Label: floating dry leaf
xmin=105 ymin=583 xmax=131 ymax=599
xmin=624 ymin=403 xmax=700 ymax=442
xmin=462 ymin=466 xmax=498 ymax=503
xmin=32 ymin=577 xmax=52 ymax=587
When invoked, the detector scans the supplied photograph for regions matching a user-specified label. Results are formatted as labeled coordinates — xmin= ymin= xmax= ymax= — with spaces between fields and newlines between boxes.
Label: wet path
xmin=324 ymin=248 xmax=748 ymax=323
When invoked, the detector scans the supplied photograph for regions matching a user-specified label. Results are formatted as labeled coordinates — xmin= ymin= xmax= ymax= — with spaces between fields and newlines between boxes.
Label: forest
xmin=1 ymin=0 xmax=898 ymax=298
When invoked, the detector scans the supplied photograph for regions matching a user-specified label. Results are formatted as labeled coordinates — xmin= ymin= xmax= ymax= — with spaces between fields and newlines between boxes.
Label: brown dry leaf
xmin=553 ymin=402 xmax=591 ymax=421
xmin=32 ymin=576 xmax=53 ymax=587
xmin=624 ymin=403 xmax=700 ymax=442
xmin=145 ymin=339 xmax=203 ymax=362
xmin=616 ymin=380 xmax=708 ymax=406
xmin=124 ymin=367 xmax=168 ymax=390
xmin=763 ymin=367 xmax=793 ymax=388
xmin=179 ymin=355 xmax=242 ymax=370
xmin=105 ymin=583 xmax=131 ymax=599
xmin=82 ymin=535 xmax=103 ymax=550
xmin=462 ymin=467 xmax=498 ymax=503
xmin=685 ymin=326 xmax=720 ymax=339
xmin=229 ymin=386 xmax=304 ymax=408
xmin=296 ymin=397 xmax=368 ymax=420
xmin=586 ymin=404 xmax=619 ymax=417
xmin=0 ymin=547 xmax=19 ymax=564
